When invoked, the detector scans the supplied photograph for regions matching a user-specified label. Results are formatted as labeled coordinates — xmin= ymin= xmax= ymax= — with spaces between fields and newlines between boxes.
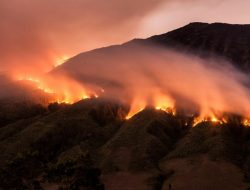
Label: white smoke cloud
xmin=54 ymin=43 xmax=250 ymax=118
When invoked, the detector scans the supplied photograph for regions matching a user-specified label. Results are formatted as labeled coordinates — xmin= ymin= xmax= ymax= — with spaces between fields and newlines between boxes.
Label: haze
xmin=1 ymin=0 xmax=250 ymax=76
xmin=52 ymin=44 xmax=250 ymax=119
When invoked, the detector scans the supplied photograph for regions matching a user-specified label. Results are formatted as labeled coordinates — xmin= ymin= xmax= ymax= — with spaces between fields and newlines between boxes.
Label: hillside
xmin=1 ymin=23 xmax=250 ymax=189
xmin=1 ymin=98 xmax=250 ymax=189
xmin=55 ymin=22 xmax=250 ymax=78
xmin=149 ymin=22 xmax=250 ymax=72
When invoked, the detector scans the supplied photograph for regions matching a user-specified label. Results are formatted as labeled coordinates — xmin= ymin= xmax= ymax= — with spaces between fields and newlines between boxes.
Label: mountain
xmin=55 ymin=22 xmax=250 ymax=77
xmin=1 ymin=98 xmax=250 ymax=190
xmin=1 ymin=23 xmax=250 ymax=190
xmin=149 ymin=22 xmax=250 ymax=72
xmin=51 ymin=22 xmax=250 ymax=98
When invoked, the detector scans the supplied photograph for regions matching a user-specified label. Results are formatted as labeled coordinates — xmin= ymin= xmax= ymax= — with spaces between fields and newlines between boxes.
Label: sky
xmin=1 ymin=0 xmax=250 ymax=75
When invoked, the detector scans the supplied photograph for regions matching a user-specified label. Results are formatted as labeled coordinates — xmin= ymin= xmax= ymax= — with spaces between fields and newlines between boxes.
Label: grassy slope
xmin=1 ymin=100 xmax=250 ymax=189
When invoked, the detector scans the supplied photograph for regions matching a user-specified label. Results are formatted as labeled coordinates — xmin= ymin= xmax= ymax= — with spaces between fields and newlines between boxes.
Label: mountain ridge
xmin=55 ymin=22 xmax=250 ymax=74
xmin=1 ymin=23 xmax=250 ymax=189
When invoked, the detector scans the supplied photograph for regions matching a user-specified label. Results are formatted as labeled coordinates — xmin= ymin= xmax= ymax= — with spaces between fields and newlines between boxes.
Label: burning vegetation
xmin=11 ymin=74 xmax=250 ymax=128
xmin=7 ymin=44 xmax=249 ymax=128
xmin=17 ymin=75 xmax=94 ymax=104
xmin=2 ymin=22 xmax=250 ymax=189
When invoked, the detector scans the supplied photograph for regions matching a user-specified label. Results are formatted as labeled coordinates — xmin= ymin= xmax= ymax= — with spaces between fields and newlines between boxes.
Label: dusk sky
xmin=1 ymin=0 xmax=250 ymax=75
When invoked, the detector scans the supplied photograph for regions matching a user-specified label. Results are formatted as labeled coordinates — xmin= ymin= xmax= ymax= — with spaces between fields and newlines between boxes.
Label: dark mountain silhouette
xmin=51 ymin=22 xmax=250 ymax=97
xmin=1 ymin=23 xmax=250 ymax=190
xmin=55 ymin=22 xmax=250 ymax=75
xmin=149 ymin=22 xmax=250 ymax=72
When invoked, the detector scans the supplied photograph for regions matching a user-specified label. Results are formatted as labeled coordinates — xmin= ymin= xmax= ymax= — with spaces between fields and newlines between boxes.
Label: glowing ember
xmin=126 ymin=107 xmax=144 ymax=120
xmin=243 ymin=119 xmax=250 ymax=127
xmin=154 ymin=93 xmax=174 ymax=110
xmin=125 ymin=96 xmax=146 ymax=120
xmin=211 ymin=117 xmax=219 ymax=123
xmin=19 ymin=77 xmax=40 ymax=83
xmin=155 ymin=106 xmax=176 ymax=115
xmin=14 ymin=73 xmax=250 ymax=125
xmin=126 ymin=105 xmax=175 ymax=120
xmin=17 ymin=76 xmax=93 ymax=104
xmin=193 ymin=117 xmax=206 ymax=127
xmin=19 ymin=77 xmax=51 ymax=93
xmin=55 ymin=55 xmax=70 ymax=67
xmin=192 ymin=115 xmax=226 ymax=127
xmin=82 ymin=94 xmax=90 ymax=99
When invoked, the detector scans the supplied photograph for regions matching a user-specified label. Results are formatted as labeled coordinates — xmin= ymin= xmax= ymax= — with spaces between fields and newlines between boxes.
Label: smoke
xmin=0 ymin=34 xmax=249 ymax=119
xmin=54 ymin=43 xmax=250 ymax=118
xmin=1 ymin=0 xmax=250 ymax=119
xmin=0 ymin=74 xmax=53 ymax=104
xmin=0 ymin=0 xmax=165 ymax=76
xmin=1 ymin=0 xmax=250 ymax=77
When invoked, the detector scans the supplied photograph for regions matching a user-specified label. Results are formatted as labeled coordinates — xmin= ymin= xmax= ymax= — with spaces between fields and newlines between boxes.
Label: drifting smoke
xmin=47 ymin=42 xmax=250 ymax=119
xmin=1 ymin=0 xmax=250 ymax=122
xmin=0 ymin=0 xmax=165 ymax=76
xmin=0 ymin=40 xmax=249 ymax=123
xmin=1 ymin=0 xmax=250 ymax=77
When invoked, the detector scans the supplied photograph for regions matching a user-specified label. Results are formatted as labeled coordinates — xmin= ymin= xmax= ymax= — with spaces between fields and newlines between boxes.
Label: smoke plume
xmin=53 ymin=43 xmax=250 ymax=118
xmin=0 ymin=0 xmax=164 ymax=76
xmin=1 ymin=0 xmax=250 ymax=76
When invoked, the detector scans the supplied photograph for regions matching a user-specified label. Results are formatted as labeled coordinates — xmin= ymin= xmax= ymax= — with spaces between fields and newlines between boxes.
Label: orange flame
xmin=192 ymin=114 xmax=227 ymax=127
xmin=54 ymin=55 xmax=70 ymax=67
xmin=13 ymin=53 xmax=250 ymax=125
xmin=125 ymin=91 xmax=175 ymax=119
xmin=125 ymin=97 xmax=146 ymax=119
xmin=15 ymin=75 xmax=250 ymax=126
xmin=17 ymin=75 xmax=93 ymax=104
xmin=243 ymin=119 xmax=250 ymax=127
xmin=14 ymin=75 xmax=250 ymax=126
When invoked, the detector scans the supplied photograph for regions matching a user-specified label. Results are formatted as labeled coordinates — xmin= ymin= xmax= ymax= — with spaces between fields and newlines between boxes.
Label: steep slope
xmin=0 ymin=98 xmax=128 ymax=189
xmin=2 ymin=99 xmax=250 ymax=189
xmin=158 ymin=121 xmax=250 ymax=190
xmin=160 ymin=156 xmax=248 ymax=190
xmin=55 ymin=22 xmax=250 ymax=78
xmin=100 ymin=108 xmax=187 ymax=172
xmin=2 ymin=23 xmax=250 ymax=189
xmin=149 ymin=22 xmax=250 ymax=72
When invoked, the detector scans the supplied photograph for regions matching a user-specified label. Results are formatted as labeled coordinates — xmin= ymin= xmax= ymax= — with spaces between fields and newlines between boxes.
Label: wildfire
xmin=126 ymin=108 xmax=144 ymax=120
xmin=192 ymin=116 xmax=250 ymax=127
xmin=19 ymin=77 xmax=54 ymax=94
xmin=19 ymin=77 xmax=40 ymax=83
xmin=125 ymin=98 xmax=146 ymax=119
xmin=13 ymin=76 xmax=250 ymax=126
xmin=14 ymin=74 xmax=250 ymax=126
xmin=17 ymin=76 xmax=93 ymax=104
xmin=243 ymin=119 xmax=250 ymax=127
xmin=55 ymin=55 xmax=69 ymax=67
xmin=154 ymin=93 xmax=175 ymax=114
xmin=125 ymin=92 xmax=175 ymax=120
xmin=192 ymin=115 xmax=226 ymax=127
